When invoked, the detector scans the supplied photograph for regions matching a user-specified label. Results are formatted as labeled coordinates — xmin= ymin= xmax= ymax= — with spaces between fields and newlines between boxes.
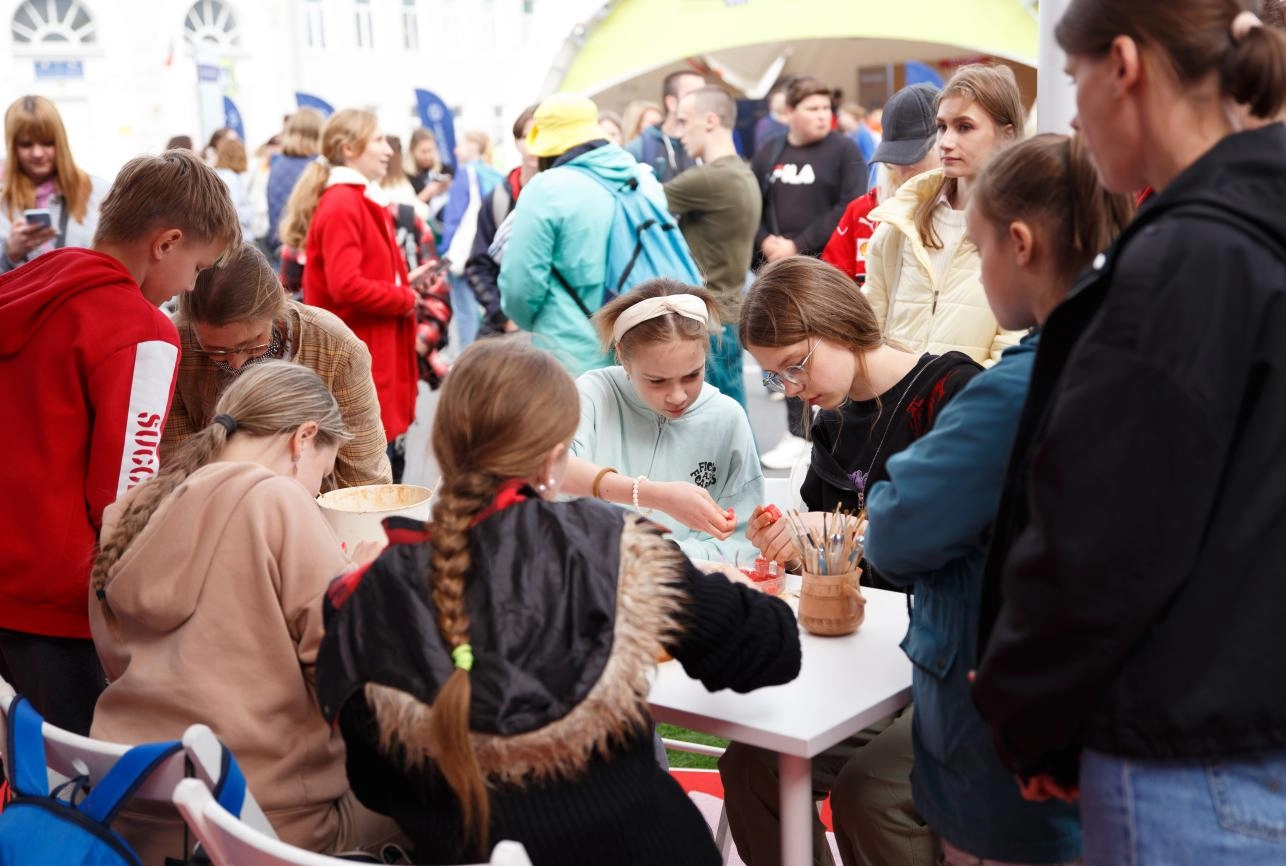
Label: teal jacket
xmin=572 ymin=366 xmax=762 ymax=562
xmin=499 ymin=144 xmax=666 ymax=376
xmin=865 ymin=335 xmax=1081 ymax=863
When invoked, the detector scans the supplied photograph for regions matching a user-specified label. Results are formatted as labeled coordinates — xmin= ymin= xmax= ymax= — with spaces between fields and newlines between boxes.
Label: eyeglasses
xmin=761 ymin=341 xmax=816 ymax=393
xmin=190 ymin=327 xmax=276 ymax=361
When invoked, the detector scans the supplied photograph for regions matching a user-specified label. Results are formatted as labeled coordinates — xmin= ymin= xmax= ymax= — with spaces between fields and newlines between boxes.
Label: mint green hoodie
xmin=572 ymin=366 xmax=763 ymax=562
xmin=498 ymin=144 xmax=666 ymax=375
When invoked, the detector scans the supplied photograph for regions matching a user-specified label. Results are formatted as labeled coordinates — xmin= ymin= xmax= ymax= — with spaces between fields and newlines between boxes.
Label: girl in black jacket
xmin=972 ymin=2 xmax=1286 ymax=864
xmin=740 ymin=256 xmax=980 ymax=584
xmin=316 ymin=340 xmax=800 ymax=866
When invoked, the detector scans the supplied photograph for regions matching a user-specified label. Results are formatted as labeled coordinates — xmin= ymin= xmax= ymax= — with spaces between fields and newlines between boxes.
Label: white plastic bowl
xmin=316 ymin=483 xmax=433 ymax=549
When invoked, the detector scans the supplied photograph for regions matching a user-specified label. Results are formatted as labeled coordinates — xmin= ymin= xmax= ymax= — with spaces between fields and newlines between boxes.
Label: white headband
xmin=611 ymin=294 xmax=712 ymax=345
xmin=1232 ymin=11 xmax=1263 ymax=41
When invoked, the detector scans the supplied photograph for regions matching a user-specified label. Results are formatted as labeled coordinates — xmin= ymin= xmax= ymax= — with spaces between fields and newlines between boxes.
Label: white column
xmin=1037 ymin=0 xmax=1076 ymax=134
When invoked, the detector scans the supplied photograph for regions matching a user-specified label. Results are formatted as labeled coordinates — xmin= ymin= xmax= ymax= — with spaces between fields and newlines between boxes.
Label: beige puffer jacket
xmin=864 ymin=169 xmax=1021 ymax=365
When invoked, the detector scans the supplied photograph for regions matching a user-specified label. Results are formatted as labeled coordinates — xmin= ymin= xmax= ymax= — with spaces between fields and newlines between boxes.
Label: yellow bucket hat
xmin=527 ymin=93 xmax=607 ymax=158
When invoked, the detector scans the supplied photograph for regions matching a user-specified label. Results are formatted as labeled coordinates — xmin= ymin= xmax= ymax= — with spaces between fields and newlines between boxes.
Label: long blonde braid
xmin=422 ymin=340 xmax=581 ymax=857
xmin=91 ymin=361 xmax=350 ymax=631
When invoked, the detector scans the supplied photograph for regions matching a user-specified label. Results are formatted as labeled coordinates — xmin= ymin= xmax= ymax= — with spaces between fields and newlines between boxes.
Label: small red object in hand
xmin=763 ymin=504 xmax=782 ymax=524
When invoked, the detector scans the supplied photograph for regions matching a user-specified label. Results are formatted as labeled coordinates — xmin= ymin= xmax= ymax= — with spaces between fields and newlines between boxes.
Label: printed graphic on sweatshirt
xmin=117 ymin=340 xmax=179 ymax=498
xmin=690 ymin=461 xmax=718 ymax=489
xmin=771 ymin=162 xmax=817 ymax=185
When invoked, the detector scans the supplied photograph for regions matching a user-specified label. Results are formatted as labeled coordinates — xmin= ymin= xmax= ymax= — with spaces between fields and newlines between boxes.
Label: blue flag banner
xmin=414 ymin=88 xmax=457 ymax=171
xmin=222 ymin=96 xmax=245 ymax=142
xmin=295 ymin=92 xmax=335 ymax=118
xmin=904 ymin=61 xmax=945 ymax=88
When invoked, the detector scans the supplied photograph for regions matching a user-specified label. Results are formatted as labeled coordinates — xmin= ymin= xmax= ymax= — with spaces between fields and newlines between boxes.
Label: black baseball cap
xmin=870 ymin=83 xmax=941 ymax=166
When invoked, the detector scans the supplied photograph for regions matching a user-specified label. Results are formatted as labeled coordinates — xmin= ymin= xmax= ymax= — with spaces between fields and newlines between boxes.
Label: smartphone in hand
xmin=23 ymin=209 xmax=53 ymax=229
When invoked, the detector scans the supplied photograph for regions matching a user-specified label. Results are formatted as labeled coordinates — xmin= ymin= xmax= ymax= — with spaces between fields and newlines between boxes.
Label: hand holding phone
xmin=23 ymin=208 xmax=53 ymax=229
xmin=5 ymin=209 xmax=58 ymax=263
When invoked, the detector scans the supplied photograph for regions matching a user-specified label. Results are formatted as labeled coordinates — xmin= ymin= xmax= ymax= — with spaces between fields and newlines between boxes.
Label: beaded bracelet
xmin=591 ymin=466 xmax=618 ymax=500
xmin=632 ymin=475 xmax=652 ymax=515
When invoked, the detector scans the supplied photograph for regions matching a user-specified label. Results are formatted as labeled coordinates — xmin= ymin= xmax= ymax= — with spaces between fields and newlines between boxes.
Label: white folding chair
xmin=661 ymin=737 xmax=736 ymax=862
xmin=173 ymin=778 xmax=534 ymax=866
xmin=0 ymin=676 xmax=275 ymax=837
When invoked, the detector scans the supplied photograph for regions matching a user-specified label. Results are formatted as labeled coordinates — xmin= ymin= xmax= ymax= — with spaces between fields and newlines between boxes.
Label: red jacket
xmin=821 ymin=189 xmax=881 ymax=282
xmin=303 ymin=180 xmax=418 ymax=440
xmin=0 ymin=249 xmax=179 ymax=638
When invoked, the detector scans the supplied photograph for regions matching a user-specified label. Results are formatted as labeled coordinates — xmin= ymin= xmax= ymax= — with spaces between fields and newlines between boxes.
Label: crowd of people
xmin=0 ymin=0 xmax=1284 ymax=864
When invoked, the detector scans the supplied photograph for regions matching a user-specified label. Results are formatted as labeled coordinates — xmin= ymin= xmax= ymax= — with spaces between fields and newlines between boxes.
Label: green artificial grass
xmin=659 ymin=723 xmax=730 ymax=769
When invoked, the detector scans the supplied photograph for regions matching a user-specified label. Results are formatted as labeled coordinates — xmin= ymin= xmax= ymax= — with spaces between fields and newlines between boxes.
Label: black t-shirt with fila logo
xmin=752 ymin=131 xmax=866 ymax=257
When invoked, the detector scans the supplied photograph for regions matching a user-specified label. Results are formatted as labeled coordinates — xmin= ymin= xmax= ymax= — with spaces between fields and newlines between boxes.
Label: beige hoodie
xmin=90 ymin=460 xmax=351 ymax=862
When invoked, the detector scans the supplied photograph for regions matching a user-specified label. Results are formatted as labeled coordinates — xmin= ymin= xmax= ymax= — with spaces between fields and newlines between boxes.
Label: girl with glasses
xmin=739 ymin=255 xmax=980 ymax=586
xmin=164 ymin=243 xmax=392 ymax=490
xmin=560 ymin=278 xmax=762 ymax=561
xmin=720 ymin=254 xmax=979 ymax=866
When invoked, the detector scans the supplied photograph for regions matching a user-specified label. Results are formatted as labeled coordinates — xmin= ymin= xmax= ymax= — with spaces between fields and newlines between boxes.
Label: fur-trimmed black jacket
xmin=317 ymin=483 xmax=801 ymax=866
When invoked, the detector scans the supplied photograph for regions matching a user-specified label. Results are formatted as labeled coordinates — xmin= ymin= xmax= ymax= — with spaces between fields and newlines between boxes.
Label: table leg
xmin=780 ymin=753 xmax=812 ymax=866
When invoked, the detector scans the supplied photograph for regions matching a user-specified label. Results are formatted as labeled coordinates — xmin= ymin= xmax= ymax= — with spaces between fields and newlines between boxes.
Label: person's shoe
xmin=760 ymin=433 xmax=811 ymax=470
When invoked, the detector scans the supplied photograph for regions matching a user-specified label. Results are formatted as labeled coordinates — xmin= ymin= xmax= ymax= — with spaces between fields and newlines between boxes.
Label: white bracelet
xmin=632 ymin=475 xmax=652 ymax=515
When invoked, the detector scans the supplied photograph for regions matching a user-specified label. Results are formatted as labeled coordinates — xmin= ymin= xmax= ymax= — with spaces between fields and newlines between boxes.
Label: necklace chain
xmin=858 ymin=361 xmax=930 ymax=509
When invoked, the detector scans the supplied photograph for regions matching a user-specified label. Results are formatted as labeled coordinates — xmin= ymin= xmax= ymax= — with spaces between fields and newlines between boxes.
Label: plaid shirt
xmin=163 ymin=301 xmax=392 ymax=490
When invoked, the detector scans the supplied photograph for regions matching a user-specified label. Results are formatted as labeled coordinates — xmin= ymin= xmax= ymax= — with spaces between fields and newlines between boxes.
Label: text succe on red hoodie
xmin=0 ymin=248 xmax=179 ymax=639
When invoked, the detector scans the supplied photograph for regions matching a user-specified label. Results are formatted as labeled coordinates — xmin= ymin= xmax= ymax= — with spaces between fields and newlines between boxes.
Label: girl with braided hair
xmin=317 ymin=339 xmax=801 ymax=866
xmin=88 ymin=361 xmax=402 ymax=865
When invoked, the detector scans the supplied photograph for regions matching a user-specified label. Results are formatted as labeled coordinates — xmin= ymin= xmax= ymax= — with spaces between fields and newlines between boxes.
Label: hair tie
xmin=452 ymin=643 xmax=474 ymax=672
xmin=213 ymin=414 xmax=237 ymax=435
xmin=610 ymin=294 xmax=712 ymax=346
xmin=315 ymin=155 xmax=331 ymax=168
xmin=95 ymin=588 xmax=106 ymax=600
xmin=1231 ymin=10 xmax=1263 ymax=41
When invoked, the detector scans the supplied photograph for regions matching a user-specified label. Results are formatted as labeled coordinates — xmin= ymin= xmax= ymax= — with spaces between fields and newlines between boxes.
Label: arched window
xmin=184 ymin=0 xmax=240 ymax=50
xmin=11 ymin=0 xmax=98 ymax=45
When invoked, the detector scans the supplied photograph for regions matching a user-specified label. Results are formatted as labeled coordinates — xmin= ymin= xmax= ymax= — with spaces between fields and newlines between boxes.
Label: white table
xmin=649 ymin=585 xmax=913 ymax=866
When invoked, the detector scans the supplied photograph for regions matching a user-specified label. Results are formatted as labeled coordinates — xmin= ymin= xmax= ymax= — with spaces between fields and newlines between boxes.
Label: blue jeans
xmin=705 ymin=323 xmax=746 ymax=409
xmin=1081 ymin=747 xmax=1286 ymax=866
xmin=448 ymin=273 xmax=478 ymax=351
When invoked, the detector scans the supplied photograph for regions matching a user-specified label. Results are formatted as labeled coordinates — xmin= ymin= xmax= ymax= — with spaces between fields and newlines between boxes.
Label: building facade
xmin=2 ymin=0 xmax=595 ymax=177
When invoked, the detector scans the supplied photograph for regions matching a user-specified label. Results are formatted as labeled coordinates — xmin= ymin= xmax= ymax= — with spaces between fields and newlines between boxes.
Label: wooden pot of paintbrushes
xmin=785 ymin=507 xmax=867 ymax=636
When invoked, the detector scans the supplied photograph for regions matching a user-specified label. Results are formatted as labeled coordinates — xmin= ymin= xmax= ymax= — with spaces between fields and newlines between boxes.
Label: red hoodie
xmin=0 ymin=248 xmax=180 ymax=638
xmin=820 ymin=189 xmax=880 ymax=282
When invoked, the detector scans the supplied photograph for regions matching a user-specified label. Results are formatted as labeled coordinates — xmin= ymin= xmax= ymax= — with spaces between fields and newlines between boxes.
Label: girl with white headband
xmin=562 ymin=279 xmax=763 ymax=561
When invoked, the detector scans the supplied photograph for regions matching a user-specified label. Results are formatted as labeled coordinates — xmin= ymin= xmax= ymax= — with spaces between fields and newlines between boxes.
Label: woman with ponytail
xmin=280 ymin=109 xmax=437 ymax=479
xmin=317 ymin=340 xmax=801 ymax=866
xmin=89 ymin=362 xmax=401 ymax=865
xmin=855 ymin=134 xmax=1133 ymax=866
xmin=971 ymin=2 xmax=1286 ymax=863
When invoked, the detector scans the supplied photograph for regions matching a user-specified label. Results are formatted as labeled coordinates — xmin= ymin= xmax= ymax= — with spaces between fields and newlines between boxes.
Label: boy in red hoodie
xmin=0 ymin=148 xmax=240 ymax=733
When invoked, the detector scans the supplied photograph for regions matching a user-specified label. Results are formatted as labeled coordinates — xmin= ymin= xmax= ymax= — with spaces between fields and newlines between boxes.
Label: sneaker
xmin=760 ymin=433 xmax=811 ymax=470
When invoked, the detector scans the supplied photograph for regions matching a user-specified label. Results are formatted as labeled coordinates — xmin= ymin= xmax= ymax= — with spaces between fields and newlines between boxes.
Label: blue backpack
xmin=552 ymin=165 xmax=703 ymax=318
xmin=0 ymin=696 xmax=246 ymax=865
